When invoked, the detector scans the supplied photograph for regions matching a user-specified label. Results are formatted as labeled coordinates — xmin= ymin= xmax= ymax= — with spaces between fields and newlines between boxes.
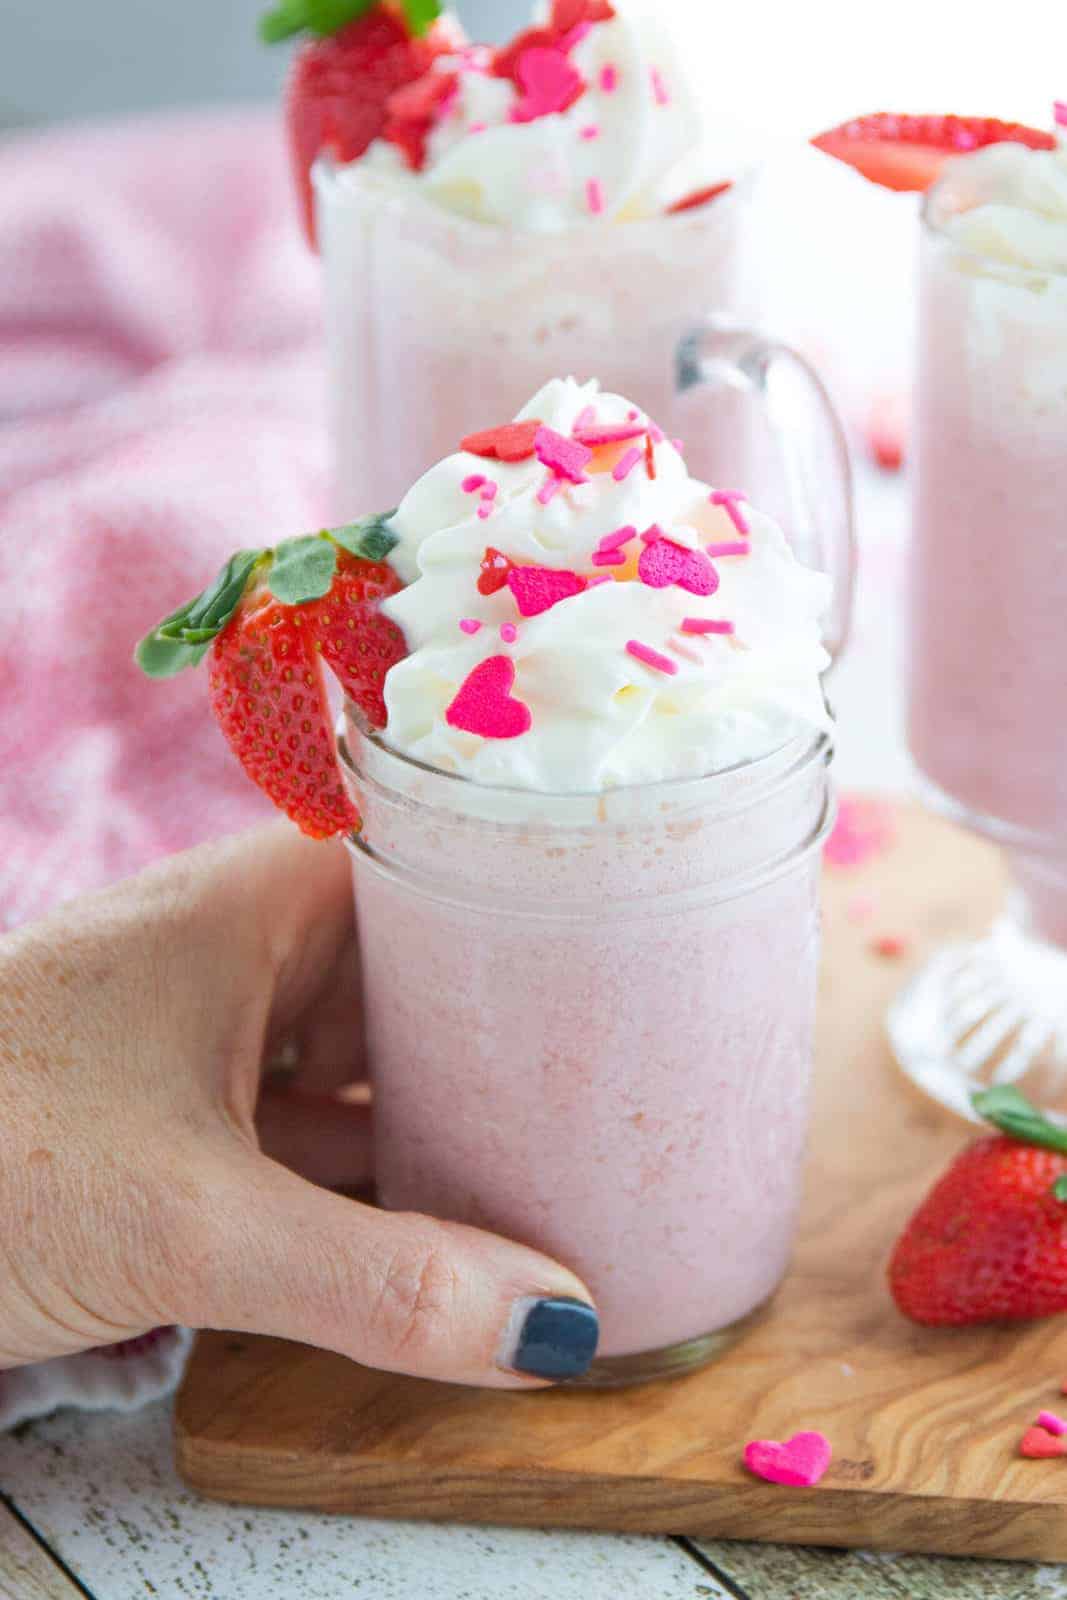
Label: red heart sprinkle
xmin=743 ymin=1431 xmax=832 ymax=1487
xmin=446 ymin=656 xmax=532 ymax=740
xmin=478 ymin=547 xmax=513 ymax=596
xmin=638 ymin=538 xmax=718 ymax=596
xmin=462 ymin=421 xmax=543 ymax=462
xmin=507 ymin=566 xmax=587 ymax=617
xmin=1020 ymin=1427 xmax=1067 ymax=1459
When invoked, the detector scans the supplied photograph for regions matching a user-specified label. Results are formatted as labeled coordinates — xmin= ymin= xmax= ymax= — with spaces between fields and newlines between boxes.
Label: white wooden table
xmin=3 ymin=465 xmax=1065 ymax=1597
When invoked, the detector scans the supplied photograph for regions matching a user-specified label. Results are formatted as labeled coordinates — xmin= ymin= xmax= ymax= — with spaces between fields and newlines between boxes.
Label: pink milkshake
xmin=310 ymin=0 xmax=753 ymax=510
xmin=890 ymin=134 xmax=1067 ymax=1114
xmin=341 ymin=375 xmax=839 ymax=1381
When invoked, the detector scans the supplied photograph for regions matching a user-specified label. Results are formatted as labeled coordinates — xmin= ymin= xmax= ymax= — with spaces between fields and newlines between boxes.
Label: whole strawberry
xmin=261 ymin=0 xmax=462 ymax=246
xmin=136 ymin=515 xmax=405 ymax=839
xmin=890 ymin=1087 xmax=1067 ymax=1326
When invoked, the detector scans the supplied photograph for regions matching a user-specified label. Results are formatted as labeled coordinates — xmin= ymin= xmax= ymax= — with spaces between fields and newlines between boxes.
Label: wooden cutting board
xmin=176 ymin=803 xmax=1067 ymax=1561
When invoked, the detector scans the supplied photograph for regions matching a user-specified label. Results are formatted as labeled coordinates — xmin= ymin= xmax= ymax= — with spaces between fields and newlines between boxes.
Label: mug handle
xmin=676 ymin=315 xmax=857 ymax=662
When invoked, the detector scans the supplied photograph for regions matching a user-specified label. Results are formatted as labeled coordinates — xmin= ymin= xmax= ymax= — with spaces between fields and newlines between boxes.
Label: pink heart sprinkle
xmin=638 ymin=539 xmax=718 ymax=597
xmin=511 ymin=47 xmax=585 ymax=123
xmin=1020 ymin=1426 xmax=1067 ymax=1460
xmin=507 ymin=565 xmax=587 ymax=617
xmin=446 ymin=656 xmax=532 ymax=741
xmin=535 ymin=426 xmax=592 ymax=484
xmin=743 ymin=1431 xmax=832 ymax=1488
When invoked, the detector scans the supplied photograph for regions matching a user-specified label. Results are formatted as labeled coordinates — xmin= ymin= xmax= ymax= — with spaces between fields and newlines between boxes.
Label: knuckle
xmin=367 ymin=1228 xmax=462 ymax=1360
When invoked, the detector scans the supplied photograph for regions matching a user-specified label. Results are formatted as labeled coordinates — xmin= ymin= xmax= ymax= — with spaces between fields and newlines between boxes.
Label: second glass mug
xmin=889 ymin=163 xmax=1067 ymax=1121
xmin=319 ymin=184 xmax=857 ymax=1380
xmin=315 ymin=161 xmax=855 ymax=653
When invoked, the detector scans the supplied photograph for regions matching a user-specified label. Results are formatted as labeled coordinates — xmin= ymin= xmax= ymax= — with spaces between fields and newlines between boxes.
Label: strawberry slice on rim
xmin=136 ymin=514 xmax=406 ymax=838
xmin=811 ymin=112 xmax=1056 ymax=193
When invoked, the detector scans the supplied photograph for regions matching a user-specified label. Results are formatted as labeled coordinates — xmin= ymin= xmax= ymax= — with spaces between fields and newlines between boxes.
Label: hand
xmin=0 ymin=827 xmax=598 ymax=1386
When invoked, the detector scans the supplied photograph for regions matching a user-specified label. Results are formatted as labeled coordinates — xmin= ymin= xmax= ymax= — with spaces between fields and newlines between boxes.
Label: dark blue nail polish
xmin=511 ymin=1297 xmax=599 ymax=1380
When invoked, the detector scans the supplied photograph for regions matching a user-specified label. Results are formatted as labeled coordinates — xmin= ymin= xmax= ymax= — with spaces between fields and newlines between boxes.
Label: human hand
xmin=0 ymin=827 xmax=598 ymax=1387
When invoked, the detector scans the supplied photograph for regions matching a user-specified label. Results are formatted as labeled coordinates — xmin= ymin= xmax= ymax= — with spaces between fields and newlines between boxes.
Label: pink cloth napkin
xmin=0 ymin=108 xmax=329 ymax=934
xmin=0 ymin=109 xmax=329 ymax=1426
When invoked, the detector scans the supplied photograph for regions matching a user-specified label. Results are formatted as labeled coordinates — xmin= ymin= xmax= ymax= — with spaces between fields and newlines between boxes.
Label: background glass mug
xmin=315 ymin=163 xmax=854 ymax=654
xmin=336 ymin=367 xmax=855 ymax=1385
xmin=889 ymin=165 xmax=1067 ymax=1120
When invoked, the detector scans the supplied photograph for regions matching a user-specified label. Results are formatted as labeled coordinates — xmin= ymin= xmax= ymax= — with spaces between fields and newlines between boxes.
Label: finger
xmin=255 ymin=1086 xmax=372 ymax=1191
xmin=289 ymin=938 xmax=367 ymax=1092
xmin=174 ymin=1146 xmax=600 ymax=1388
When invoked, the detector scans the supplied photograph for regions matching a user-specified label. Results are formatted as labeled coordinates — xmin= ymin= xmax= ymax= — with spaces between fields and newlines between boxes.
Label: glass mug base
xmin=566 ymin=1299 xmax=773 ymax=1388
xmin=888 ymin=918 xmax=1067 ymax=1123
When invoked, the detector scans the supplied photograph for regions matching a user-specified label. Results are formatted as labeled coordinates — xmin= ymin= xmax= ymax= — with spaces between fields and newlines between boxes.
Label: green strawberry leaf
xmin=329 ymin=510 xmax=399 ymax=563
xmin=136 ymin=549 xmax=265 ymax=678
xmin=267 ymin=535 xmax=339 ymax=604
xmin=135 ymin=632 xmax=212 ymax=680
xmin=1053 ymin=1176 xmax=1067 ymax=1203
xmin=402 ymin=0 xmax=442 ymax=35
xmin=973 ymin=1086 xmax=1067 ymax=1155
xmin=259 ymin=0 xmax=375 ymax=42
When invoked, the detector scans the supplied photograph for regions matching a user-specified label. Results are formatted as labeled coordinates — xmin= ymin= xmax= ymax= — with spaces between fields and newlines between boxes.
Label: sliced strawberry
xmin=492 ymin=0 xmax=614 ymax=83
xmin=311 ymin=551 xmax=406 ymax=728
xmin=209 ymin=591 xmax=358 ymax=840
xmin=383 ymin=67 xmax=458 ymax=170
xmin=136 ymin=516 xmax=407 ymax=838
xmin=667 ymin=180 xmax=733 ymax=215
xmin=283 ymin=6 xmax=461 ymax=247
xmin=461 ymin=420 xmax=542 ymax=462
xmin=811 ymin=112 xmax=1056 ymax=194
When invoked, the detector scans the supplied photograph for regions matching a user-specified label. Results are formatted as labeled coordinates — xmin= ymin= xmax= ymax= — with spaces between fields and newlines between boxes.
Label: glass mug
xmin=315 ymin=162 xmax=855 ymax=657
xmin=331 ymin=336 xmax=855 ymax=1383
xmin=889 ymin=167 xmax=1067 ymax=1120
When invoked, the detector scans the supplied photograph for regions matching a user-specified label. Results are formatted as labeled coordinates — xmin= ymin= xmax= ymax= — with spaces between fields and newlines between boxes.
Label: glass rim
xmin=313 ymin=153 xmax=756 ymax=239
xmin=921 ymin=164 xmax=1067 ymax=286
xmin=340 ymin=705 xmax=831 ymax=807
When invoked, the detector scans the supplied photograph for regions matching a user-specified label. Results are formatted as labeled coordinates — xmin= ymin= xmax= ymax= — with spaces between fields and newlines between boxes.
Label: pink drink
xmin=343 ymin=725 xmax=832 ymax=1379
xmin=909 ymin=189 xmax=1067 ymax=849
xmin=315 ymin=168 xmax=747 ymax=511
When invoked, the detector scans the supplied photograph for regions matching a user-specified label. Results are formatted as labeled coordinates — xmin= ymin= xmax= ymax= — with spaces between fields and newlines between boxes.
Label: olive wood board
xmin=176 ymin=802 xmax=1067 ymax=1561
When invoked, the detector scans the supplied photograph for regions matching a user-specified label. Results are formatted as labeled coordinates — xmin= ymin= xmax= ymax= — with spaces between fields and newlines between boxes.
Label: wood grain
xmin=177 ymin=805 xmax=1067 ymax=1561
xmin=0 ymin=1501 xmax=85 ymax=1600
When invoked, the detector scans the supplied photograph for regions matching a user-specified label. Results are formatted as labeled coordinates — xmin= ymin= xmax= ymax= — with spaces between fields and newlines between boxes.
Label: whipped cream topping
xmin=941 ymin=136 xmax=1067 ymax=274
xmin=380 ymin=379 xmax=831 ymax=794
xmin=353 ymin=0 xmax=709 ymax=229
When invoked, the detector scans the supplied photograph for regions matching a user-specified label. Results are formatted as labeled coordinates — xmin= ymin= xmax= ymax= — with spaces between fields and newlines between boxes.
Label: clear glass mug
xmin=889 ymin=169 xmax=1067 ymax=1120
xmin=330 ymin=317 xmax=855 ymax=1383
xmin=315 ymin=162 xmax=855 ymax=654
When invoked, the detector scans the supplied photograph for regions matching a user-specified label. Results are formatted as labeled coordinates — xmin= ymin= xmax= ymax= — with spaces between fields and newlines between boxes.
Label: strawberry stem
xmin=973 ymin=1086 xmax=1067 ymax=1155
xmin=259 ymin=0 xmax=374 ymax=43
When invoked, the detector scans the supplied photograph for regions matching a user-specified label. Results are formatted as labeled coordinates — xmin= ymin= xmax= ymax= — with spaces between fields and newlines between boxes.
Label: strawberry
xmin=889 ymin=1087 xmax=1067 ymax=1326
xmin=136 ymin=515 xmax=406 ymax=839
xmin=812 ymin=113 xmax=1056 ymax=194
xmin=264 ymin=1 xmax=462 ymax=247
xmin=492 ymin=0 xmax=614 ymax=84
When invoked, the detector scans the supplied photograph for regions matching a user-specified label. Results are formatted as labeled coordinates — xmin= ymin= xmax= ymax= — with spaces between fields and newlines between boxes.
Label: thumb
xmin=175 ymin=1146 xmax=600 ymax=1387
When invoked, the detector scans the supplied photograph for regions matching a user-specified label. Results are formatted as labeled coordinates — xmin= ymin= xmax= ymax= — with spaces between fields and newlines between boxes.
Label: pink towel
xmin=0 ymin=109 xmax=329 ymax=932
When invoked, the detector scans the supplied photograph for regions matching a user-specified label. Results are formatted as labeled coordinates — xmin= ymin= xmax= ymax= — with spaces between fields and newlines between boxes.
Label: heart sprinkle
xmin=462 ymin=420 xmax=543 ymax=461
xmin=1020 ymin=1426 xmax=1067 ymax=1459
xmin=507 ymin=565 xmax=587 ymax=617
xmin=743 ymin=1431 xmax=832 ymax=1487
xmin=638 ymin=539 xmax=718 ymax=597
xmin=535 ymin=426 xmax=592 ymax=484
xmin=446 ymin=656 xmax=532 ymax=740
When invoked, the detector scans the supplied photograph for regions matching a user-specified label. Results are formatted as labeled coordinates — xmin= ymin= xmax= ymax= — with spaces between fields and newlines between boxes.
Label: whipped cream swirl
xmin=353 ymin=0 xmax=709 ymax=229
xmin=380 ymin=378 xmax=831 ymax=793
xmin=941 ymin=136 xmax=1067 ymax=274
